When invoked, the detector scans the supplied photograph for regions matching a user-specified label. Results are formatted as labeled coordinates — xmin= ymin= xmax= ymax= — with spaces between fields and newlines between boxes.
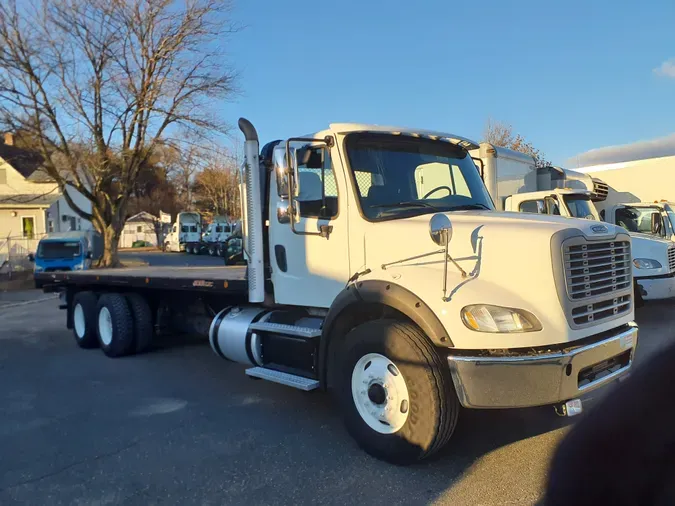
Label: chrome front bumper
xmin=447 ymin=322 xmax=638 ymax=409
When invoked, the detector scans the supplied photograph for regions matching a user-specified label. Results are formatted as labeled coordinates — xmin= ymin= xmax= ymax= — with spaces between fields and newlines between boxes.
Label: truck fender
xmin=318 ymin=280 xmax=453 ymax=389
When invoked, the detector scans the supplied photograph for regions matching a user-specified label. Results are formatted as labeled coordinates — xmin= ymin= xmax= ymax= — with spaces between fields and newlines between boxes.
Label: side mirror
xmin=429 ymin=213 xmax=453 ymax=246
xmin=273 ymin=147 xmax=290 ymax=197
xmin=651 ymin=212 xmax=664 ymax=236
xmin=27 ymin=253 xmax=35 ymax=262
xmin=286 ymin=146 xmax=299 ymax=199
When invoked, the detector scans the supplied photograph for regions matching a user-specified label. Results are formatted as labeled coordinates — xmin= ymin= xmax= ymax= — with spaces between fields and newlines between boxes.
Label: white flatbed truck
xmin=37 ymin=119 xmax=638 ymax=464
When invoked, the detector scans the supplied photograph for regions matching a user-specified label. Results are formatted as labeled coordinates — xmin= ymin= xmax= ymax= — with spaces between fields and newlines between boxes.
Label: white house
xmin=120 ymin=211 xmax=159 ymax=248
xmin=0 ymin=132 xmax=92 ymax=262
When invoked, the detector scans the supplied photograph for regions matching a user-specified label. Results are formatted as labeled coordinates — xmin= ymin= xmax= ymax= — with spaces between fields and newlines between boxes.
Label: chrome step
xmin=248 ymin=321 xmax=321 ymax=338
xmin=245 ymin=367 xmax=319 ymax=391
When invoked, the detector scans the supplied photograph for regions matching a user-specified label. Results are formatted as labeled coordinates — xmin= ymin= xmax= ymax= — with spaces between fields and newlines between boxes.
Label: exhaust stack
xmin=238 ymin=118 xmax=264 ymax=303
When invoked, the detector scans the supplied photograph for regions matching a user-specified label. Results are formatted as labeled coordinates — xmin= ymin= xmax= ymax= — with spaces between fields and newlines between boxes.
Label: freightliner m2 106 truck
xmin=37 ymin=119 xmax=638 ymax=464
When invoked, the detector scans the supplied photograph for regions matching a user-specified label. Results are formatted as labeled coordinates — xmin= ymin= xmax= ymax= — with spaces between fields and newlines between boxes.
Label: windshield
xmin=563 ymin=195 xmax=599 ymax=220
xmin=345 ymin=133 xmax=494 ymax=221
xmin=615 ymin=206 xmax=662 ymax=234
xmin=37 ymin=241 xmax=81 ymax=259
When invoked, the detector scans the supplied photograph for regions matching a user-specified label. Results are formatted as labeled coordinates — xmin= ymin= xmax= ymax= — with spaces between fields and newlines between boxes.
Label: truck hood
xmin=359 ymin=210 xmax=633 ymax=349
xmin=629 ymin=232 xmax=672 ymax=246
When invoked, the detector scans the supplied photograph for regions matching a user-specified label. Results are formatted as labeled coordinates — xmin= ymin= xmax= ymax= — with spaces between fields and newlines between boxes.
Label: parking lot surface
xmin=0 ymin=300 xmax=671 ymax=505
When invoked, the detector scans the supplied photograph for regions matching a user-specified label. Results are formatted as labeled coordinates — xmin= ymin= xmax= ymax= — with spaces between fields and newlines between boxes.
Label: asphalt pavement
xmin=0 ymin=300 xmax=672 ymax=505
xmin=119 ymin=250 xmax=225 ymax=267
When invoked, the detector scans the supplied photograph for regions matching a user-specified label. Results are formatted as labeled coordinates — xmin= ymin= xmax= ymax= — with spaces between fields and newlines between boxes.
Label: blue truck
xmin=31 ymin=231 xmax=103 ymax=287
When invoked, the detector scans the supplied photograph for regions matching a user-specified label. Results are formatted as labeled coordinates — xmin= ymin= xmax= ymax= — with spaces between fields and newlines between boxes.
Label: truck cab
xmin=163 ymin=212 xmax=202 ymax=253
xmin=505 ymin=188 xmax=599 ymax=220
xmin=32 ymin=231 xmax=102 ymax=287
xmin=600 ymin=202 xmax=675 ymax=299
xmin=201 ymin=216 xmax=233 ymax=256
xmin=223 ymin=119 xmax=637 ymax=462
xmin=482 ymin=155 xmax=675 ymax=302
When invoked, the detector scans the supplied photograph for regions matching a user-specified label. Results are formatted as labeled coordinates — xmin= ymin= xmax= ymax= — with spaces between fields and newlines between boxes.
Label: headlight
xmin=34 ymin=265 xmax=43 ymax=272
xmin=73 ymin=263 xmax=84 ymax=270
xmin=633 ymin=258 xmax=662 ymax=269
xmin=461 ymin=305 xmax=542 ymax=333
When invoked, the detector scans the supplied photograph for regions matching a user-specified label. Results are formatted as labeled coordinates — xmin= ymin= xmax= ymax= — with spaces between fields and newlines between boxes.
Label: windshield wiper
xmin=447 ymin=203 xmax=491 ymax=211
xmin=369 ymin=201 xmax=440 ymax=210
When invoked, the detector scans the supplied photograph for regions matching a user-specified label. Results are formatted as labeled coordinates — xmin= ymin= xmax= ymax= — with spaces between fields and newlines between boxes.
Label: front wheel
xmin=336 ymin=319 xmax=459 ymax=465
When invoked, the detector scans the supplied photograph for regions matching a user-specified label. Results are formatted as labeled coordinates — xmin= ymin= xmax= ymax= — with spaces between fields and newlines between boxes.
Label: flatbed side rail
xmin=34 ymin=271 xmax=248 ymax=294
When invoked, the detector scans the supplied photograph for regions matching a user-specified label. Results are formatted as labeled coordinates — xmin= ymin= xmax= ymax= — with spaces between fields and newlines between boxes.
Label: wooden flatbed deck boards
xmin=36 ymin=266 xmax=248 ymax=293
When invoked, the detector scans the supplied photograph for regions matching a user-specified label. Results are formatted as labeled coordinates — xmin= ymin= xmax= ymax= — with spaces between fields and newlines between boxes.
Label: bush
xmin=132 ymin=240 xmax=151 ymax=248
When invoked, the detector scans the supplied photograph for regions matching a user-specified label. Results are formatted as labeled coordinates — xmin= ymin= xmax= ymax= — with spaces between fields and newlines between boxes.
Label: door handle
xmin=319 ymin=224 xmax=333 ymax=239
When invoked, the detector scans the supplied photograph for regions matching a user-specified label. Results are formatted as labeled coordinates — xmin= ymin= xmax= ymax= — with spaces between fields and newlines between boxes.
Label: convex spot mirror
xmin=429 ymin=213 xmax=453 ymax=246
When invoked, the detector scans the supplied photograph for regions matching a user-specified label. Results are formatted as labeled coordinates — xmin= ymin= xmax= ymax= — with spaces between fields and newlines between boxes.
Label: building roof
xmin=0 ymin=142 xmax=46 ymax=179
xmin=126 ymin=211 xmax=159 ymax=223
xmin=0 ymin=191 xmax=61 ymax=208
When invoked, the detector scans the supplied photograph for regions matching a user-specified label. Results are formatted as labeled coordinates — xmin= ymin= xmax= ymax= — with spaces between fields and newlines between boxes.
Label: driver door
xmin=269 ymin=143 xmax=350 ymax=308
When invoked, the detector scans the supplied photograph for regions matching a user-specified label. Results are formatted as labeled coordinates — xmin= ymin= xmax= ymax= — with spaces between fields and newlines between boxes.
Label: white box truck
xmin=473 ymin=143 xmax=675 ymax=301
xmin=37 ymin=120 xmax=638 ymax=464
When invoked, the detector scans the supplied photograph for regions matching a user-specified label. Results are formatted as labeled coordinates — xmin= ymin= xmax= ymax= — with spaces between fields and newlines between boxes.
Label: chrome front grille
xmin=669 ymin=247 xmax=675 ymax=272
xmin=563 ymin=239 xmax=632 ymax=326
xmin=571 ymin=295 xmax=631 ymax=325
xmin=564 ymin=241 xmax=632 ymax=300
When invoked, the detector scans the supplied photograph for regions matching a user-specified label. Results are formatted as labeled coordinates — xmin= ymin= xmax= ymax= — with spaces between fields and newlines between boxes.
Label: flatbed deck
xmin=36 ymin=266 xmax=248 ymax=294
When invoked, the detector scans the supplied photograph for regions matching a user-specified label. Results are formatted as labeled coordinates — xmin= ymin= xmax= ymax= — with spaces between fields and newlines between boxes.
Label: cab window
xmin=295 ymin=146 xmax=338 ymax=219
xmin=519 ymin=197 xmax=560 ymax=215
xmin=519 ymin=200 xmax=544 ymax=214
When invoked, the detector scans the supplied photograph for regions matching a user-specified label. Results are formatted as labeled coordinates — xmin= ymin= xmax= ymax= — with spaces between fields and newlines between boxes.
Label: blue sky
xmin=219 ymin=0 xmax=675 ymax=166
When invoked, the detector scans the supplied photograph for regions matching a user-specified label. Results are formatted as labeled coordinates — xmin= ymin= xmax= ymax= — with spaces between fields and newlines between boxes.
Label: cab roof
xmin=326 ymin=123 xmax=480 ymax=150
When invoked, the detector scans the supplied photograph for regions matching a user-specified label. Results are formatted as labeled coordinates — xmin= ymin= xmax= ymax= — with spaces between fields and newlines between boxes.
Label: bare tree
xmin=193 ymin=148 xmax=240 ymax=218
xmin=0 ymin=0 xmax=237 ymax=266
xmin=483 ymin=118 xmax=551 ymax=168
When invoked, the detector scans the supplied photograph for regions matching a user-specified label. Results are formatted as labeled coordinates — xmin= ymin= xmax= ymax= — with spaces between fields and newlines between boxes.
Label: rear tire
xmin=336 ymin=319 xmax=459 ymax=465
xmin=72 ymin=291 xmax=99 ymax=349
xmin=125 ymin=293 xmax=154 ymax=353
xmin=208 ymin=245 xmax=215 ymax=256
xmin=96 ymin=293 xmax=135 ymax=357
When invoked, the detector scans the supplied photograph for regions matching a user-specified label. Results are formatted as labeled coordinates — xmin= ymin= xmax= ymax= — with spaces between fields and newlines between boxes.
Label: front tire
xmin=96 ymin=293 xmax=135 ymax=357
xmin=72 ymin=291 xmax=99 ymax=349
xmin=336 ymin=319 xmax=459 ymax=465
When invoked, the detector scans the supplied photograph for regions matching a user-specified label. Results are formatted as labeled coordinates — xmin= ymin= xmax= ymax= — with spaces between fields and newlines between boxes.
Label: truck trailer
xmin=37 ymin=119 xmax=638 ymax=464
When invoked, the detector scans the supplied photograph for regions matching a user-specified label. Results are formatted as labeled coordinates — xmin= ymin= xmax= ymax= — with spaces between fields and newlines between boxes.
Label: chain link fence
xmin=0 ymin=233 xmax=44 ymax=279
